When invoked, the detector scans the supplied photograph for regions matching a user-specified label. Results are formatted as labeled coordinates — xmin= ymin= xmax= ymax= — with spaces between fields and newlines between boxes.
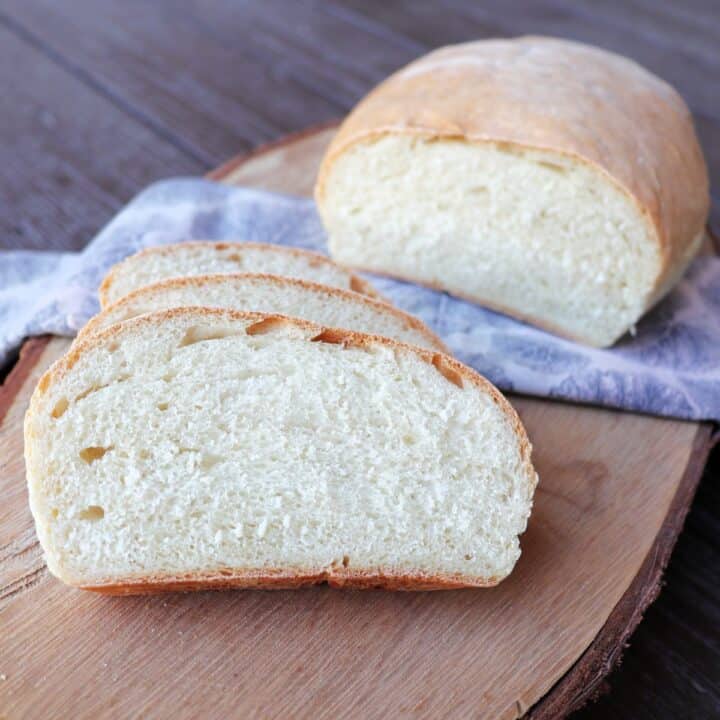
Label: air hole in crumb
xmin=179 ymin=326 xmax=234 ymax=348
xmin=201 ymin=454 xmax=223 ymax=471
xmin=79 ymin=446 xmax=113 ymax=464
xmin=51 ymin=397 xmax=69 ymax=419
xmin=106 ymin=341 xmax=119 ymax=353
xmin=538 ymin=160 xmax=567 ymax=174
xmin=225 ymin=253 xmax=243 ymax=264
xmin=78 ymin=505 xmax=104 ymax=521
xmin=162 ymin=372 xmax=176 ymax=382
xmin=342 ymin=555 xmax=350 ymax=568
xmin=157 ymin=402 xmax=169 ymax=411
xmin=74 ymin=381 xmax=113 ymax=402
xmin=246 ymin=317 xmax=287 ymax=336
xmin=431 ymin=354 xmax=463 ymax=389
xmin=464 ymin=554 xmax=473 ymax=561
xmin=75 ymin=387 xmax=96 ymax=402
xmin=349 ymin=277 xmax=368 ymax=294
xmin=402 ymin=435 xmax=417 ymax=446
xmin=50 ymin=508 xmax=59 ymax=519
xmin=311 ymin=328 xmax=347 ymax=346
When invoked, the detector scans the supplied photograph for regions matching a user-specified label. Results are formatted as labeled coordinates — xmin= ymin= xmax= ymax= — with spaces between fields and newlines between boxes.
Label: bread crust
xmin=315 ymin=36 xmax=709 ymax=307
xmin=98 ymin=241 xmax=379 ymax=307
xmin=81 ymin=272 xmax=448 ymax=352
xmin=27 ymin=307 xmax=537 ymax=594
xmin=82 ymin=568 xmax=502 ymax=594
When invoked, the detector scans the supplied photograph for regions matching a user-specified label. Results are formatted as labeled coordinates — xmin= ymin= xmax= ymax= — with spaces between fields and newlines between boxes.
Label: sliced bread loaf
xmin=25 ymin=307 xmax=537 ymax=593
xmin=80 ymin=273 xmax=446 ymax=351
xmin=315 ymin=37 xmax=709 ymax=347
xmin=99 ymin=241 xmax=377 ymax=307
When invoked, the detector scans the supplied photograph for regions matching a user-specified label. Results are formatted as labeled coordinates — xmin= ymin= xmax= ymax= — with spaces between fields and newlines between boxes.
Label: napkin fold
xmin=2 ymin=178 xmax=719 ymax=421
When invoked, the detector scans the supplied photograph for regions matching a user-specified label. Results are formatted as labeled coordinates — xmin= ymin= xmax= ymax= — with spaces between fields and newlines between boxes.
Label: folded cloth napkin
xmin=2 ymin=178 xmax=719 ymax=421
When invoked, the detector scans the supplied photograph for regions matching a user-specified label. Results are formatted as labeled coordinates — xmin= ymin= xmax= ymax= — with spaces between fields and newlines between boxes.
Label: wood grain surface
xmin=0 ymin=127 xmax=715 ymax=719
xmin=0 ymin=2 xmax=718 ymax=716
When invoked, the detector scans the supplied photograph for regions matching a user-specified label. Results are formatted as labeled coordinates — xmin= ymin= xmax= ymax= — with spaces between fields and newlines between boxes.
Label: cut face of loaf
xmin=99 ymin=241 xmax=377 ymax=307
xmin=80 ymin=273 xmax=446 ymax=352
xmin=25 ymin=308 xmax=537 ymax=592
xmin=316 ymin=37 xmax=709 ymax=347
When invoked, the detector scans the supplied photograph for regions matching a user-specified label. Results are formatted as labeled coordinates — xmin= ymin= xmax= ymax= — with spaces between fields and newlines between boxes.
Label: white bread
xmin=315 ymin=36 xmax=709 ymax=347
xmin=99 ymin=241 xmax=377 ymax=307
xmin=80 ymin=273 xmax=445 ymax=351
xmin=25 ymin=307 xmax=537 ymax=593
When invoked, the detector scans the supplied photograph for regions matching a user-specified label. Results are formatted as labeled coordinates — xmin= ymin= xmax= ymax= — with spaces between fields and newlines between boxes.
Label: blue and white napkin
xmin=2 ymin=178 xmax=719 ymax=421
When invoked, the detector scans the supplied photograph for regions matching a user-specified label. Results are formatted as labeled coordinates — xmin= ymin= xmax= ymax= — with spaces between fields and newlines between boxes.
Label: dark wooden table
xmin=0 ymin=2 xmax=718 ymax=716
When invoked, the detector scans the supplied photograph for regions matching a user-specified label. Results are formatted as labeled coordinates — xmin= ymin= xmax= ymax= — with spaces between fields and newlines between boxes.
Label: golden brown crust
xmin=82 ymin=568 xmax=501 ymax=595
xmin=98 ymin=241 xmax=380 ymax=307
xmin=315 ymin=36 xmax=709 ymax=301
xmin=80 ymin=272 xmax=448 ymax=352
xmin=29 ymin=307 xmax=536 ymax=594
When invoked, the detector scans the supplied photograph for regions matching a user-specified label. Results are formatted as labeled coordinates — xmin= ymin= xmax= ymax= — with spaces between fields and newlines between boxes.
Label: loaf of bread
xmin=315 ymin=36 xmax=709 ymax=347
xmin=99 ymin=241 xmax=377 ymax=307
xmin=25 ymin=308 xmax=537 ymax=592
xmin=81 ymin=273 xmax=446 ymax=351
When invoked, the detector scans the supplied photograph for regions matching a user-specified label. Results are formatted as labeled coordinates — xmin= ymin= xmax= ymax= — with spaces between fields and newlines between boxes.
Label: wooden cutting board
xmin=0 ymin=125 xmax=715 ymax=720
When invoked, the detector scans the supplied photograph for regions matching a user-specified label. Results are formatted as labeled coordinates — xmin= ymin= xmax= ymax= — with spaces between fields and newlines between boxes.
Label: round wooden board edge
xmin=0 ymin=336 xmax=52 ymax=425
xmin=206 ymin=119 xmax=340 ymax=183
xmin=527 ymin=425 xmax=716 ymax=718
xmin=1 ymin=124 xmax=715 ymax=720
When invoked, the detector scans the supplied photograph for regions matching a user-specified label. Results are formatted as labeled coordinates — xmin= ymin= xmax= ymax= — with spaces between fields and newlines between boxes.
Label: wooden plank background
xmin=0 ymin=2 xmax=717 ymax=716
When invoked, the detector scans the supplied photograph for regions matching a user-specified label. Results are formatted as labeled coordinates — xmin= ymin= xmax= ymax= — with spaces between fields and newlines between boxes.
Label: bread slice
xmin=80 ymin=273 xmax=446 ymax=351
xmin=25 ymin=307 xmax=537 ymax=593
xmin=315 ymin=37 xmax=709 ymax=347
xmin=99 ymin=241 xmax=377 ymax=308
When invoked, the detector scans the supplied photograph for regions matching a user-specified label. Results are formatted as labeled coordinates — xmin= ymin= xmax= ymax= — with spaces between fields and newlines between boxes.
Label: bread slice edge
xmin=98 ymin=241 xmax=379 ymax=308
xmin=81 ymin=272 xmax=448 ymax=352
